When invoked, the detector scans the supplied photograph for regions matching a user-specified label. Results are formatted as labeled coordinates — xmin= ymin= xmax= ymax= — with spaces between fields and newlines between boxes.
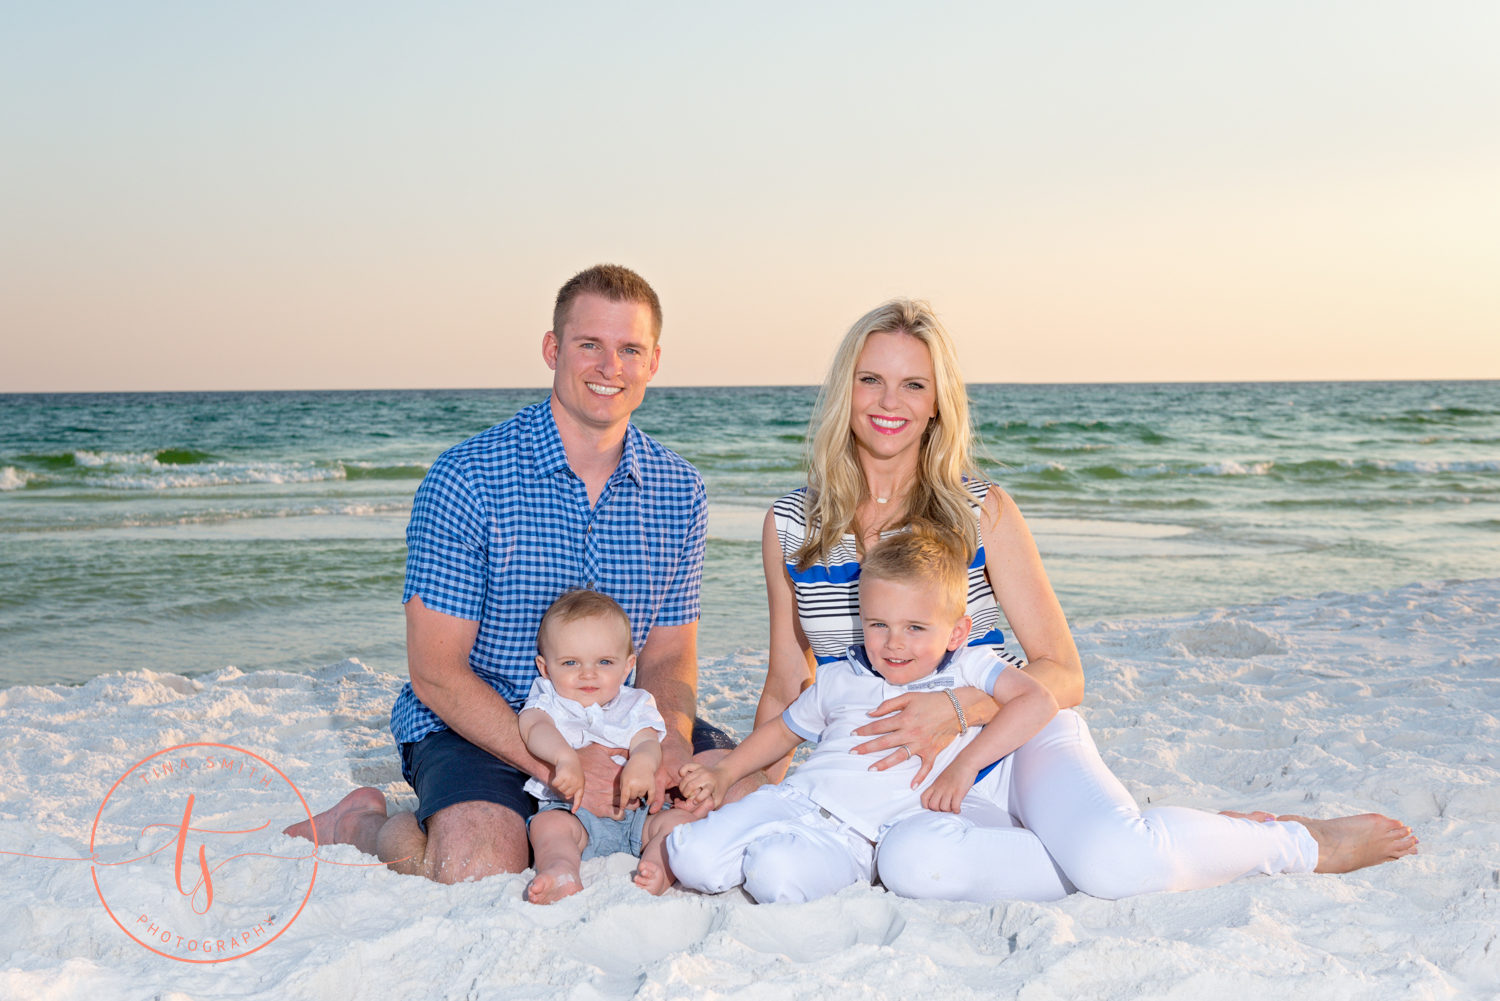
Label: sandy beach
xmin=2 ymin=576 xmax=1496 ymax=999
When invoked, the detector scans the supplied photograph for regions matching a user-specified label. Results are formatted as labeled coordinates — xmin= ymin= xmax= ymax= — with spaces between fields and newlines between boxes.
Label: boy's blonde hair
xmin=537 ymin=589 xmax=635 ymax=655
xmin=859 ymin=529 xmax=969 ymax=620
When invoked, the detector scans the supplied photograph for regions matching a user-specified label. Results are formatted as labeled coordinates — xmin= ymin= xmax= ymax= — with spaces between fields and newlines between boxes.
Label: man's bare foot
xmin=283 ymin=787 xmax=388 ymax=845
xmin=1219 ymin=810 xmax=1277 ymax=823
xmin=527 ymin=865 xmax=584 ymax=904
xmin=633 ymin=858 xmax=674 ymax=895
xmin=1277 ymin=813 xmax=1419 ymax=873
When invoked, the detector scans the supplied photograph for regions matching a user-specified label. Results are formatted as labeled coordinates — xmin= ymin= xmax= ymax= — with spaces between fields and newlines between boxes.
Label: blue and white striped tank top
xmin=773 ymin=480 xmax=1025 ymax=668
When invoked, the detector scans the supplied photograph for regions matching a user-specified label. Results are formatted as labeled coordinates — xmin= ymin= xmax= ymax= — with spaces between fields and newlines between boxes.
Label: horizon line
xmin=3 ymin=376 xmax=1499 ymax=397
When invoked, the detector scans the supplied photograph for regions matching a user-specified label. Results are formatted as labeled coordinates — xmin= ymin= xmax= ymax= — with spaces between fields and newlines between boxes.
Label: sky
xmin=1 ymin=2 xmax=1497 ymax=392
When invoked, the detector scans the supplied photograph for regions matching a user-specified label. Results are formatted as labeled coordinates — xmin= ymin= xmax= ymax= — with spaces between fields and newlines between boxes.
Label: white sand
xmin=3 ymin=578 xmax=1498 ymax=1000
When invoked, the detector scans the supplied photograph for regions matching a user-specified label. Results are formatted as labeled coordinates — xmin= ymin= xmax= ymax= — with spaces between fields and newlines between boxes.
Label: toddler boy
xmin=521 ymin=589 xmax=698 ymax=903
xmin=649 ymin=530 xmax=1059 ymax=903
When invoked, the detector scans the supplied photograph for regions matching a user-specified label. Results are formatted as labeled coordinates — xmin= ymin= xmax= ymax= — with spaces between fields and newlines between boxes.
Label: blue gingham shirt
xmin=390 ymin=399 xmax=708 ymax=745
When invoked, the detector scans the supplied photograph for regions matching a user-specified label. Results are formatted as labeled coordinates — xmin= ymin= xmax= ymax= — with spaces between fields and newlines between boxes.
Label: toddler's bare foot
xmin=1277 ymin=813 xmax=1418 ymax=873
xmin=634 ymin=858 xmax=674 ymax=895
xmin=1219 ymin=810 xmax=1277 ymax=823
xmin=527 ymin=864 xmax=584 ymax=904
xmin=283 ymin=787 xmax=388 ymax=844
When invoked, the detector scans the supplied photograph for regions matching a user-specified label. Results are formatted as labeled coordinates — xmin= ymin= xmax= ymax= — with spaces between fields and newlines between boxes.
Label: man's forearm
xmin=413 ymin=666 xmax=549 ymax=780
xmin=633 ymin=622 xmax=699 ymax=754
xmin=406 ymin=595 xmax=551 ymax=779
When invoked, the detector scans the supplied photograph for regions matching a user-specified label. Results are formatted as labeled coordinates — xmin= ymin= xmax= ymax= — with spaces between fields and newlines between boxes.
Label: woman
xmin=754 ymin=299 xmax=1418 ymax=901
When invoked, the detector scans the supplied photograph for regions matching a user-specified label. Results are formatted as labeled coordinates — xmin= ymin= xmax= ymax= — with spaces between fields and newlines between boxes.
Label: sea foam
xmin=0 ymin=466 xmax=33 ymax=491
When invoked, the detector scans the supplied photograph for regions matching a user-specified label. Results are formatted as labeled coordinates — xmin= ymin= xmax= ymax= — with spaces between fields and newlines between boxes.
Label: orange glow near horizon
xmin=2 ymin=4 xmax=1496 ymax=392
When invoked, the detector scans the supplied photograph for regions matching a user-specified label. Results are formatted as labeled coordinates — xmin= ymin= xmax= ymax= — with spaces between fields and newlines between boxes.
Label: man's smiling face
xmin=543 ymin=293 xmax=660 ymax=434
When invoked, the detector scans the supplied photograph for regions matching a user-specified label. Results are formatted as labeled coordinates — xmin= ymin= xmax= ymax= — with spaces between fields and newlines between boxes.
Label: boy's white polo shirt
xmin=780 ymin=644 xmax=1013 ymax=841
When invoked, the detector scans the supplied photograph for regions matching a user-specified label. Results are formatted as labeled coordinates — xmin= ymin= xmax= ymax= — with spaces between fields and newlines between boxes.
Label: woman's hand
xmin=851 ymin=690 xmax=972 ymax=787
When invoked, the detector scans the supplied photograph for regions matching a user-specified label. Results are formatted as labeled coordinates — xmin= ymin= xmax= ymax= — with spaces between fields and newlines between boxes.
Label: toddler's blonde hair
xmin=859 ymin=529 xmax=969 ymax=620
xmin=537 ymin=589 xmax=635 ymax=655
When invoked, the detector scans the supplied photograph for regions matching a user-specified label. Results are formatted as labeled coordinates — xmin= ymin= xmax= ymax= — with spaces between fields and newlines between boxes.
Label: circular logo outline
xmin=90 ymin=742 xmax=319 ymax=964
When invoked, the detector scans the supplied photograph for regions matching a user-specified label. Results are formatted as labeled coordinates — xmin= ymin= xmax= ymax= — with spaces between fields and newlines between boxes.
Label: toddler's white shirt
xmin=520 ymin=677 xmax=667 ymax=802
xmin=780 ymin=644 xmax=1012 ymax=840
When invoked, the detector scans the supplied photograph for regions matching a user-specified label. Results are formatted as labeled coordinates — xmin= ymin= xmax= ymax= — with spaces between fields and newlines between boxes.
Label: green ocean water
xmin=2 ymin=382 xmax=1497 ymax=687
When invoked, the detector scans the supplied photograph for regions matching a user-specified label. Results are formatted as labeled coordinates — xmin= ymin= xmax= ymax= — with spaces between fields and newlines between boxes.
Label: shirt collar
xmin=616 ymin=423 xmax=643 ymax=487
xmin=530 ymin=396 xmax=644 ymax=488
xmin=529 ymin=398 xmax=572 ymax=478
xmin=845 ymin=644 xmax=957 ymax=683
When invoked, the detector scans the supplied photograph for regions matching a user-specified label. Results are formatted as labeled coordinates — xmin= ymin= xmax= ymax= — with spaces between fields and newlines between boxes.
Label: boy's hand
xmin=619 ymin=757 xmax=655 ymax=815
xmin=550 ymin=752 xmax=585 ymax=813
xmin=921 ymin=761 xmax=977 ymax=815
xmin=677 ymin=762 xmax=729 ymax=810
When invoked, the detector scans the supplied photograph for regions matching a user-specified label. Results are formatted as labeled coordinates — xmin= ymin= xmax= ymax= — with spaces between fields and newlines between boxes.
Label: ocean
xmin=1 ymin=381 xmax=1496 ymax=688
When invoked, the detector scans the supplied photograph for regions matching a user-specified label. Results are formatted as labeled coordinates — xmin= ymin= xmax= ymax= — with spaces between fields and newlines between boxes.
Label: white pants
xmin=876 ymin=709 xmax=1320 ymax=902
xmin=666 ymin=785 xmax=876 ymax=903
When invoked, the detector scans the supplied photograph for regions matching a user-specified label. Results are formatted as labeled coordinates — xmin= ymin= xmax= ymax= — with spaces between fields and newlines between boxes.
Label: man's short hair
xmin=537 ymin=589 xmax=635 ymax=655
xmin=859 ymin=529 xmax=969 ymax=620
xmin=552 ymin=264 xmax=663 ymax=344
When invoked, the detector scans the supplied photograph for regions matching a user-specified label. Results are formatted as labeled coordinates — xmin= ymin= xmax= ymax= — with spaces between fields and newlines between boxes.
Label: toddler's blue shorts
xmin=532 ymin=800 xmax=651 ymax=859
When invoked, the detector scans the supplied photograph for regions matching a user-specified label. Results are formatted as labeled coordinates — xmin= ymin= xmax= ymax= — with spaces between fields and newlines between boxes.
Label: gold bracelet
xmin=946 ymin=689 xmax=968 ymax=735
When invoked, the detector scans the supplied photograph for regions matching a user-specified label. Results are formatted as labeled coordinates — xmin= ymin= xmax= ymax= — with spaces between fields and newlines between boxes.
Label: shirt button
xmin=586 ymin=581 xmax=594 ymax=589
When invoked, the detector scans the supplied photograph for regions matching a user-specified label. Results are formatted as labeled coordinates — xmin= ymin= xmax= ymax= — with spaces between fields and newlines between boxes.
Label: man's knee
xmin=424 ymin=800 xmax=529 ymax=883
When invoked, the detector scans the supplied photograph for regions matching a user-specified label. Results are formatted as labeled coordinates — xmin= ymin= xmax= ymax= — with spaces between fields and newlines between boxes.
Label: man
xmin=285 ymin=264 xmax=749 ymax=882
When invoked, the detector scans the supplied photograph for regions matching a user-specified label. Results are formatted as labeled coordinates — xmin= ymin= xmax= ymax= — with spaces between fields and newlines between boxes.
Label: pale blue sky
xmin=2 ymin=2 xmax=1496 ymax=390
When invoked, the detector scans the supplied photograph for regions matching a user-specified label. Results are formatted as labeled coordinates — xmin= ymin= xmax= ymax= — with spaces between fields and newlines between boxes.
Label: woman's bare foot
xmin=527 ymin=864 xmax=584 ymax=904
xmin=1277 ymin=813 xmax=1419 ymax=873
xmin=1219 ymin=810 xmax=1277 ymax=823
xmin=283 ymin=787 xmax=388 ymax=846
xmin=634 ymin=858 xmax=673 ymax=895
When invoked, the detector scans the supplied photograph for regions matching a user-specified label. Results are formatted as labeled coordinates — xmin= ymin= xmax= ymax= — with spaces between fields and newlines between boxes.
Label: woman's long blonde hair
xmin=794 ymin=299 xmax=981 ymax=570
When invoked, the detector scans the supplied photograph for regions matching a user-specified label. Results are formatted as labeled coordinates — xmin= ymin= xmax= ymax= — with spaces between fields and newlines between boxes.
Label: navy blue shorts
xmin=400 ymin=717 xmax=736 ymax=831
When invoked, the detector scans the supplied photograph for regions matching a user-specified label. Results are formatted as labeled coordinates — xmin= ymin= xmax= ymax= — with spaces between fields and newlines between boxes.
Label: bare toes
xmin=527 ymin=870 xmax=582 ymax=904
xmin=633 ymin=860 xmax=671 ymax=895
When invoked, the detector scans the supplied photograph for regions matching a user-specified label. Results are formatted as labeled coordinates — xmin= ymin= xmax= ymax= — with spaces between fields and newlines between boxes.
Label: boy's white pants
xmin=666 ymin=784 xmax=875 ymax=903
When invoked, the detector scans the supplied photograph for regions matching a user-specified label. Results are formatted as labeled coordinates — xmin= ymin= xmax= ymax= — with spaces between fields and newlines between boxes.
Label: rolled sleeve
xmin=781 ymin=683 xmax=826 ymax=743
xmin=654 ymin=477 xmax=707 ymax=627
xmin=979 ymin=660 xmax=1007 ymax=697
xmin=403 ymin=453 xmax=488 ymax=622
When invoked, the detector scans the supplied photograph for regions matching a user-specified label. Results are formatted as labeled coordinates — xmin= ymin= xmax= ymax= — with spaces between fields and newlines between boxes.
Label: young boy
xmin=520 ymin=589 xmax=699 ymax=903
xmin=646 ymin=530 xmax=1059 ymax=904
